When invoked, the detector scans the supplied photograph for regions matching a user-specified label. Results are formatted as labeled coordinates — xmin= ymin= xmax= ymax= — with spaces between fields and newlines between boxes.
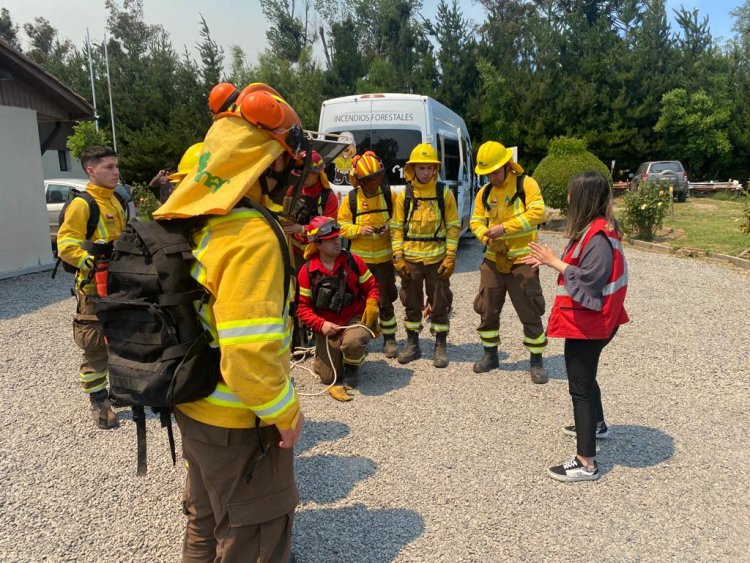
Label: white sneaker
xmin=547 ymin=456 xmax=600 ymax=482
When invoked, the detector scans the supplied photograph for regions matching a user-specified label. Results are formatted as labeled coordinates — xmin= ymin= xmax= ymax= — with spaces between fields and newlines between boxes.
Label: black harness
xmin=306 ymin=251 xmax=360 ymax=314
xmin=403 ymin=181 xmax=447 ymax=242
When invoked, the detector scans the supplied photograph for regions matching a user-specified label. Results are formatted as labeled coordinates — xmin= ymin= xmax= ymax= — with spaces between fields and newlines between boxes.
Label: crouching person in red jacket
xmin=297 ymin=216 xmax=381 ymax=401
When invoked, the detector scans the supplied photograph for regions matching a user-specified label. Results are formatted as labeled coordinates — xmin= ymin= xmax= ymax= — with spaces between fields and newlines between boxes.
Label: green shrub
xmin=622 ymin=181 xmax=671 ymax=241
xmin=741 ymin=198 xmax=750 ymax=235
xmin=131 ymin=182 xmax=159 ymax=221
xmin=532 ymin=136 xmax=611 ymax=214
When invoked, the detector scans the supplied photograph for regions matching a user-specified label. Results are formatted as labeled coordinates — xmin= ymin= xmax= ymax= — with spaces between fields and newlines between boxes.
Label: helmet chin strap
xmin=260 ymin=140 xmax=313 ymax=220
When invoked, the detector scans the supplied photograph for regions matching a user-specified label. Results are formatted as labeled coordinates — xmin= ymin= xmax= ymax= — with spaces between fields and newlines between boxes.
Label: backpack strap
xmin=509 ymin=174 xmax=527 ymax=207
xmin=403 ymin=182 xmax=447 ymax=242
xmin=51 ymin=192 xmax=100 ymax=279
xmin=238 ymin=198 xmax=292 ymax=307
xmin=348 ymin=189 xmax=358 ymax=220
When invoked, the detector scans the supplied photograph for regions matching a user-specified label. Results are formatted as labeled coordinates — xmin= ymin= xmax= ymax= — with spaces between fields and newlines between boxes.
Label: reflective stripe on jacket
xmin=57 ymin=183 xmax=126 ymax=294
xmin=176 ymin=207 xmax=299 ymax=430
xmin=547 ymin=218 xmax=630 ymax=339
xmin=338 ymin=187 xmax=395 ymax=264
xmin=470 ymin=174 xmax=545 ymax=264
xmin=391 ymin=180 xmax=460 ymax=265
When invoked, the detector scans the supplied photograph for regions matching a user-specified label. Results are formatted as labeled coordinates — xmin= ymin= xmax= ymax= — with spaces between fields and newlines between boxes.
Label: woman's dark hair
xmin=564 ymin=171 xmax=621 ymax=239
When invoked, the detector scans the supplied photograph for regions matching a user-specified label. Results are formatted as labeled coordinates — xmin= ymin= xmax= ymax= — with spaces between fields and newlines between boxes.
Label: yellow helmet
xmin=475 ymin=141 xmax=515 ymax=175
xmin=407 ymin=143 xmax=440 ymax=165
xmin=167 ymin=142 xmax=204 ymax=182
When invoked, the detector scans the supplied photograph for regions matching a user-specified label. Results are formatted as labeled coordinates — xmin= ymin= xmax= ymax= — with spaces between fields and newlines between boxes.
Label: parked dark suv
xmin=630 ymin=161 xmax=689 ymax=202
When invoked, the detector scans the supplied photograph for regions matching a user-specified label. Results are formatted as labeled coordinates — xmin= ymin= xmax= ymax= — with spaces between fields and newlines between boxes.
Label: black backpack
xmin=347 ymin=184 xmax=393 ymax=221
xmin=403 ymin=181 xmax=447 ymax=242
xmin=52 ymin=190 xmax=129 ymax=276
xmin=95 ymin=198 xmax=291 ymax=475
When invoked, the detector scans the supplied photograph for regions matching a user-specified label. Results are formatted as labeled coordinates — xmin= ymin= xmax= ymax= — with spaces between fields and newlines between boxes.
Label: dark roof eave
xmin=0 ymin=37 xmax=94 ymax=119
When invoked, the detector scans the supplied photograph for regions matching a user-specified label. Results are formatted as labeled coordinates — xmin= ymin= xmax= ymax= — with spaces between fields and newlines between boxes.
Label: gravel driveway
xmin=1 ymin=233 xmax=748 ymax=562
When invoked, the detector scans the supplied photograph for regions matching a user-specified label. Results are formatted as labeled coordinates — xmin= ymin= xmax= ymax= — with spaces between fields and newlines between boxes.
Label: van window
xmin=46 ymin=184 xmax=71 ymax=204
xmin=326 ymin=129 xmax=422 ymax=186
xmin=438 ymin=135 xmax=461 ymax=181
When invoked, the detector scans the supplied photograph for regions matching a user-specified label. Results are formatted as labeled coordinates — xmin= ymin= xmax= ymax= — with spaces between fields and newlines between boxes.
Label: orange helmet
xmin=238 ymin=83 xmax=303 ymax=156
xmin=350 ymin=151 xmax=384 ymax=187
xmin=208 ymin=82 xmax=240 ymax=115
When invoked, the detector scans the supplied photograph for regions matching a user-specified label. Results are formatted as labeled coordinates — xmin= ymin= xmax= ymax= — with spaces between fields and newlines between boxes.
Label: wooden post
xmin=669 ymin=185 xmax=674 ymax=220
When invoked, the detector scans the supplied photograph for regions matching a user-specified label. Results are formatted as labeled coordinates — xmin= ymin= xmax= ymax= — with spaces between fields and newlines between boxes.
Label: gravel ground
xmin=1 ymin=232 xmax=748 ymax=562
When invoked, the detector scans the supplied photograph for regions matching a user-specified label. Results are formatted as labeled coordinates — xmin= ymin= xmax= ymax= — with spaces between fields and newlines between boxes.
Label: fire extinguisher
xmin=90 ymin=240 xmax=113 ymax=297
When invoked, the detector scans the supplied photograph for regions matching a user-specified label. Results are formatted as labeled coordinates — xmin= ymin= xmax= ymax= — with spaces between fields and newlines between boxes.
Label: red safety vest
xmin=547 ymin=218 xmax=629 ymax=339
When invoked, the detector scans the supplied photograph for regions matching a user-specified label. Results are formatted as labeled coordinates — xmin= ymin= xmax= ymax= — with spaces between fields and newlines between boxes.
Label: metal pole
xmin=86 ymin=28 xmax=98 ymax=131
xmin=104 ymin=33 xmax=117 ymax=152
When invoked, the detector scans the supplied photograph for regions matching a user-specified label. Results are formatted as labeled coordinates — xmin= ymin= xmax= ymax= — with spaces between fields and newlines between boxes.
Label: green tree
xmin=66 ymin=121 xmax=112 ymax=159
xmin=0 ymin=7 xmax=21 ymax=49
xmin=197 ymin=15 xmax=223 ymax=89
xmin=654 ymin=88 xmax=732 ymax=178
xmin=260 ymin=0 xmax=316 ymax=64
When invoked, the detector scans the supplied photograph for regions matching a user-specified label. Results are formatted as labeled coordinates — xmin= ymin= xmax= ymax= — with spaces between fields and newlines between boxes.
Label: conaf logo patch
xmin=195 ymin=152 xmax=231 ymax=192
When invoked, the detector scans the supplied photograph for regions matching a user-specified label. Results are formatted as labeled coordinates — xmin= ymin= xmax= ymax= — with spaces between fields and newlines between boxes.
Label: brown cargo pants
xmin=313 ymin=323 xmax=373 ymax=384
xmin=366 ymin=261 xmax=398 ymax=335
xmin=400 ymin=261 xmax=451 ymax=333
xmin=72 ymin=289 xmax=109 ymax=395
xmin=474 ymin=260 xmax=547 ymax=352
xmin=175 ymin=409 xmax=298 ymax=563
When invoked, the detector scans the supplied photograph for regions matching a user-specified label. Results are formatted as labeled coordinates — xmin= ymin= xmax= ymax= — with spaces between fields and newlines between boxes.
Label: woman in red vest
xmin=523 ymin=171 xmax=629 ymax=482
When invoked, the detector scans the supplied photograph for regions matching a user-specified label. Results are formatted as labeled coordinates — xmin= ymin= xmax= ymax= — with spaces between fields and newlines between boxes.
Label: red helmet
xmin=292 ymin=150 xmax=325 ymax=176
xmin=307 ymin=216 xmax=340 ymax=242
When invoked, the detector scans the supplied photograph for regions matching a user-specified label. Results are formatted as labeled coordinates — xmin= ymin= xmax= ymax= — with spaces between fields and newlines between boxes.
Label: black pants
xmin=564 ymin=328 xmax=617 ymax=458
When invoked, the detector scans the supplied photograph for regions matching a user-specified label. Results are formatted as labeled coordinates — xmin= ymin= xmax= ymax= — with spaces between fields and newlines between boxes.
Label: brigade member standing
xmin=57 ymin=145 xmax=126 ymax=429
xmin=470 ymin=141 xmax=548 ymax=383
xmin=338 ymin=151 xmax=399 ymax=358
xmin=391 ymin=143 xmax=460 ymax=368
xmin=297 ymin=217 xmax=380 ymax=401
xmin=282 ymin=150 xmax=338 ymax=271
xmin=154 ymin=82 xmax=305 ymax=561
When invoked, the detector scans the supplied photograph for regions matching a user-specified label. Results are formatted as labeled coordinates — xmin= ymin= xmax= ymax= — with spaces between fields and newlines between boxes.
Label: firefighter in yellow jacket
xmin=470 ymin=141 xmax=548 ymax=383
xmin=57 ymin=145 xmax=126 ymax=430
xmin=338 ymin=151 xmax=399 ymax=358
xmin=154 ymin=82 xmax=304 ymax=562
xmin=391 ymin=143 xmax=460 ymax=368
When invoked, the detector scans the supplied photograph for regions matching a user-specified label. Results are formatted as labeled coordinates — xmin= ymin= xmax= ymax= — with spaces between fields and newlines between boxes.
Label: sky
xmin=2 ymin=0 xmax=744 ymax=67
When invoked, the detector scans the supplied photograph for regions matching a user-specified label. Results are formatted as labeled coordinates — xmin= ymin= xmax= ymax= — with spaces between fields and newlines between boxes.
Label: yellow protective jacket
xmin=391 ymin=179 xmax=460 ymax=265
xmin=470 ymin=173 xmax=546 ymax=263
xmin=57 ymin=183 xmax=126 ymax=294
xmin=338 ymin=186 xmax=395 ymax=265
xmin=176 ymin=207 xmax=299 ymax=431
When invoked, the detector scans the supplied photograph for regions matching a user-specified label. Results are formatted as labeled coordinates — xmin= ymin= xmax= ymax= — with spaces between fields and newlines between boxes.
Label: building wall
xmin=42 ymin=149 xmax=84 ymax=180
xmin=0 ymin=106 xmax=55 ymax=277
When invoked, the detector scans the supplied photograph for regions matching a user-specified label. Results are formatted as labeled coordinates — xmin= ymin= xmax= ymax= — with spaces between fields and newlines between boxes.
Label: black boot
xmin=382 ymin=333 xmax=398 ymax=359
xmin=343 ymin=363 xmax=360 ymax=388
xmin=397 ymin=330 xmax=422 ymax=364
xmin=433 ymin=332 xmax=449 ymax=368
xmin=529 ymin=353 xmax=548 ymax=384
xmin=473 ymin=347 xmax=499 ymax=373
xmin=89 ymin=389 xmax=118 ymax=429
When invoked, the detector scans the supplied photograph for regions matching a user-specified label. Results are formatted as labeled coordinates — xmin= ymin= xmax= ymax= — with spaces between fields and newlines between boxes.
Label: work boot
xmin=397 ymin=330 xmax=422 ymax=364
xmin=473 ymin=347 xmax=499 ymax=373
xmin=382 ymin=334 xmax=398 ymax=359
xmin=530 ymin=353 xmax=549 ymax=384
xmin=90 ymin=391 xmax=118 ymax=429
xmin=328 ymin=385 xmax=353 ymax=402
xmin=433 ymin=332 xmax=449 ymax=368
xmin=343 ymin=363 xmax=360 ymax=388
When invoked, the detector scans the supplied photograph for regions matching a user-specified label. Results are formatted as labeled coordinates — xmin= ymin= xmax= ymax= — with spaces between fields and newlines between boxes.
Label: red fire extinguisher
xmin=91 ymin=240 xmax=112 ymax=297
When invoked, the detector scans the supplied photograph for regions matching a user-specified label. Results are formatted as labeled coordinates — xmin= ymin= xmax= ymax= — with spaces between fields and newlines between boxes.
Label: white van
xmin=317 ymin=93 xmax=477 ymax=234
